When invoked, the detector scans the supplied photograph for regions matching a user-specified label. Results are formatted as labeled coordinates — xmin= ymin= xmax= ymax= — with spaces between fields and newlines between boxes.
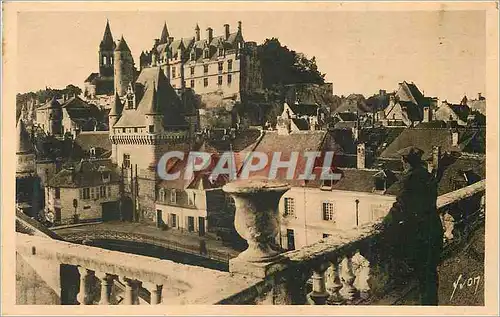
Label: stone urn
xmin=223 ymin=178 xmax=290 ymax=263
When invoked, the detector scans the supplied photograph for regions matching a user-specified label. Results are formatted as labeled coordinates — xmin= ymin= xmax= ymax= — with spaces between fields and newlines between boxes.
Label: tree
xmin=258 ymin=38 xmax=325 ymax=88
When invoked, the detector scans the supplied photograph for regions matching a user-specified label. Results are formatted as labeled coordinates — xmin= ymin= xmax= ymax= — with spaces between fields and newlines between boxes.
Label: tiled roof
xmin=48 ymin=159 xmax=121 ymax=188
xmin=449 ymin=104 xmax=471 ymax=122
xmin=336 ymin=112 xmax=358 ymax=122
xmin=74 ymin=131 xmax=111 ymax=153
xmin=84 ymin=73 xmax=99 ymax=83
xmin=292 ymin=118 xmax=310 ymax=130
xmin=36 ymin=96 xmax=62 ymax=110
xmin=61 ymin=96 xmax=100 ymax=120
xmin=380 ymin=128 xmax=464 ymax=159
xmin=115 ymin=36 xmax=131 ymax=52
xmin=288 ymin=103 xmax=319 ymax=116
xmin=114 ymin=67 xmax=186 ymax=128
xmin=333 ymin=121 xmax=357 ymax=130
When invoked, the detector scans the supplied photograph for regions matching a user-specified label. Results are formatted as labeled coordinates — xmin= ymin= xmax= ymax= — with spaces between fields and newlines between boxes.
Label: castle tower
xmin=159 ymin=22 xmax=169 ymax=45
xmin=16 ymin=118 xmax=41 ymax=218
xmin=16 ymin=118 xmax=36 ymax=176
xmin=114 ymin=35 xmax=135 ymax=97
xmin=99 ymin=20 xmax=116 ymax=78
xmin=47 ymin=96 xmax=62 ymax=136
xmin=195 ymin=23 xmax=200 ymax=41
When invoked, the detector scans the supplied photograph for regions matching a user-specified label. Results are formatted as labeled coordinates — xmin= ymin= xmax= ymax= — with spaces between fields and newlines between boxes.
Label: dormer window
xmin=190 ymin=52 xmax=195 ymax=61
xmin=188 ymin=191 xmax=196 ymax=206
xmin=89 ymin=147 xmax=96 ymax=159
xmin=218 ymin=48 xmax=224 ymax=57
xmin=127 ymin=94 xmax=134 ymax=109
xmin=102 ymin=172 xmax=110 ymax=183
xmin=204 ymin=49 xmax=210 ymax=59
xmin=170 ymin=189 xmax=177 ymax=203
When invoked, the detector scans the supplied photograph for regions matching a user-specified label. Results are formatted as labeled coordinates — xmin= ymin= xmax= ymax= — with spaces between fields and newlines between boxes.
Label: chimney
xmin=422 ymin=106 xmax=431 ymax=122
xmin=357 ymin=143 xmax=366 ymax=169
xmin=379 ymin=89 xmax=386 ymax=96
xmin=238 ymin=21 xmax=242 ymax=33
xmin=224 ymin=24 xmax=230 ymax=40
xmin=478 ymin=92 xmax=482 ymax=100
xmin=432 ymin=146 xmax=441 ymax=172
xmin=451 ymin=130 xmax=459 ymax=147
xmin=206 ymin=27 xmax=213 ymax=43
xmin=168 ymin=36 xmax=174 ymax=44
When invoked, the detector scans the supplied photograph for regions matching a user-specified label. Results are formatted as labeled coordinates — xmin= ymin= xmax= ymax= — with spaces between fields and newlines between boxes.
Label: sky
xmin=17 ymin=10 xmax=485 ymax=103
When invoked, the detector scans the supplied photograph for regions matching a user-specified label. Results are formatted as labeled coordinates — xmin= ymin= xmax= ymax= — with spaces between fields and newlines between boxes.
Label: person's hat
xmin=397 ymin=146 xmax=424 ymax=160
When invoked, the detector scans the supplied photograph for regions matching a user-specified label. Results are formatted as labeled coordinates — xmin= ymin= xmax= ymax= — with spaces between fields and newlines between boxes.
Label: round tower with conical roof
xmin=99 ymin=20 xmax=116 ymax=78
xmin=114 ymin=35 xmax=135 ymax=97
xmin=16 ymin=118 xmax=35 ymax=176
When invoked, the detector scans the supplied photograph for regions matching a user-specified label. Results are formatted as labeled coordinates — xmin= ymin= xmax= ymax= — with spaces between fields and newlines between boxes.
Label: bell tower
xmin=99 ymin=20 xmax=116 ymax=78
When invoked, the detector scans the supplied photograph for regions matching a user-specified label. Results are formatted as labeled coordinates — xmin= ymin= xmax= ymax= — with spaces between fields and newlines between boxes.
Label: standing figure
xmin=379 ymin=146 xmax=444 ymax=305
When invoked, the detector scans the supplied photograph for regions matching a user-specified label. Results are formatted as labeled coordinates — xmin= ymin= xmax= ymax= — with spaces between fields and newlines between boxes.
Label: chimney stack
xmin=224 ymin=24 xmax=230 ymax=40
xmin=451 ymin=129 xmax=459 ymax=147
xmin=478 ymin=92 xmax=483 ymax=100
xmin=432 ymin=146 xmax=441 ymax=172
xmin=357 ymin=143 xmax=366 ymax=169
xmin=379 ymin=89 xmax=386 ymax=96
xmin=238 ymin=21 xmax=242 ymax=33
xmin=422 ymin=106 xmax=431 ymax=122
xmin=206 ymin=27 xmax=213 ymax=43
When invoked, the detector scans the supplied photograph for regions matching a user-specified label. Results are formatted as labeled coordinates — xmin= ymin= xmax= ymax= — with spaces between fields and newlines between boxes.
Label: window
xmin=218 ymin=48 xmax=224 ymax=57
xmin=102 ymin=172 xmax=110 ymax=183
xmin=218 ymin=76 xmax=223 ymax=86
xmin=203 ymin=65 xmax=209 ymax=74
xmin=322 ymin=202 xmax=335 ymax=221
xmin=323 ymin=233 xmax=331 ymax=238
xmin=99 ymin=186 xmax=107 ymax=199
xmin=228 ymin=60 xmax=232 ymax=72
xmin=149 ymin=125 xmax=154 ymax=133
xmin=284 ymin=197 xmax=295 ymax=217
xmin=190 ymin=66 xmax=195 ymax=76
xmin=123 ymin=154 xmax=131 ymax=168
xmin=127 ymin=95 xmax=134 ymax=109
xmin=122 ymin=128 xmax=126 ymax=133
xmin=81 ymin=188 xmax=90 ymax=200
xmin=190 ymin=80 xmax=195 ymax=88
xmin=89 ymin=147 xmax=96 ymax=159
xmin=204 ymin=78 xmax=208 ymax=87
xmin=218 ymin=62 xmax=223 ymax=73
xmin=134 ymin=127 xmax=138 ymax=133
xmin=204 ymin=49 xmax=209 ymax=59
xmin=171 ymin=214 xmax=177 ymax=227
xmin=188 ymin=191 xmax=196 ymax=206
xmin=103 ymin=56 xmax=107 ymax=64
xmin=170 ymin=189 xmax=177 ymax=203
xmin=227 ymin=74 xmax=232 ymax=85
xmin=55 ymin=188 xmax=60 ymax=199
xmin=172 ymin=67 xmax=176 ymax=78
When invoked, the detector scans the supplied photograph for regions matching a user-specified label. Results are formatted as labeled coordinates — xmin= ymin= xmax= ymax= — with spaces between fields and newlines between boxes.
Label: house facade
xmin=44 ymin=159 xmax=121 ymax=225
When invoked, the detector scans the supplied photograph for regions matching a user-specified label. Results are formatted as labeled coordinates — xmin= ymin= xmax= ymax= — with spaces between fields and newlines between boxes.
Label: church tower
xmin=114 ymin=36 xmax=135 ymax=97
xmin=159 ymin=22 xmax=169 ymax=45
xmin=99 ymin=20 xmax=116 ymax=78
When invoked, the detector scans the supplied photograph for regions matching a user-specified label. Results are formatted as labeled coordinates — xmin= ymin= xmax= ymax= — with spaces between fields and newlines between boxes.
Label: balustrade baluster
xmin=340 ymin=255 xmax=358 ymax=301
xmin=352 ymin=251 xmax=371 ymax=299
xmin=77 ymin=267 xmax=94 ymax=305
xmin=307 ymin=263 xmax=330 ymax=305
xmin=326 ymin=259 xmax=344 ymax=305
xmin=143 ymin=282 xmax=163 ymax=305
xmin=95 ymin=272 xmax=114 ymax=305
xmin=120 ymin=277 xmax=142 ymax=305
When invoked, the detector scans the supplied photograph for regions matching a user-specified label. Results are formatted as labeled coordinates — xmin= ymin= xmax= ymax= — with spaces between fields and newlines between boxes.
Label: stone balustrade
xmin=16 ymin=232 xmax=261 ymax=305
xmin=218 ymin=179 xmax=486 ymax=305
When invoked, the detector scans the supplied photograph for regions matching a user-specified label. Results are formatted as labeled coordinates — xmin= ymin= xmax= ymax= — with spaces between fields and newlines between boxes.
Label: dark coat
xmin=383 ymin=164 xmax=444 ymax=268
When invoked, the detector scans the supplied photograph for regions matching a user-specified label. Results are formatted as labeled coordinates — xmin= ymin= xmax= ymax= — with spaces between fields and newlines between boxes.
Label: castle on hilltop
xmin=84 ymin=20 xmax=263 ymax=109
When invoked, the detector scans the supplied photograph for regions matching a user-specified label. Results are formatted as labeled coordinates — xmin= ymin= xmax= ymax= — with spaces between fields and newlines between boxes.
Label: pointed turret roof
xmin=100 ymin=20 xmax=116 ymax=51
xmin=195 ymin=23 xmax=200 ymax=31
xmin=160 ymin=22 xmax=169 ymax=44
xmin=110 ymin=92 xmax=124 ymax=116
xmin=115 ymin=35 xmax=131 ymax=52
xmin=16 ymin=118 xmax=33 ymax=153
xmin=145 ymin=83 xmax=160 ymax=115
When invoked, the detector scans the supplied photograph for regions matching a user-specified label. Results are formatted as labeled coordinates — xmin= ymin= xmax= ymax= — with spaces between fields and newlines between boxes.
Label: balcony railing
xmin=16 ymin=178 xmax=485 ymax=305
xmin=216 ymin=179 xmax=485 ymax=305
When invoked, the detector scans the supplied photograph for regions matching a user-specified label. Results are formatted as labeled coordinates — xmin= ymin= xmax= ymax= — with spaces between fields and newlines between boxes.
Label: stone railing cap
xmin=223 ymin=178 xmax=290 ymax=194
